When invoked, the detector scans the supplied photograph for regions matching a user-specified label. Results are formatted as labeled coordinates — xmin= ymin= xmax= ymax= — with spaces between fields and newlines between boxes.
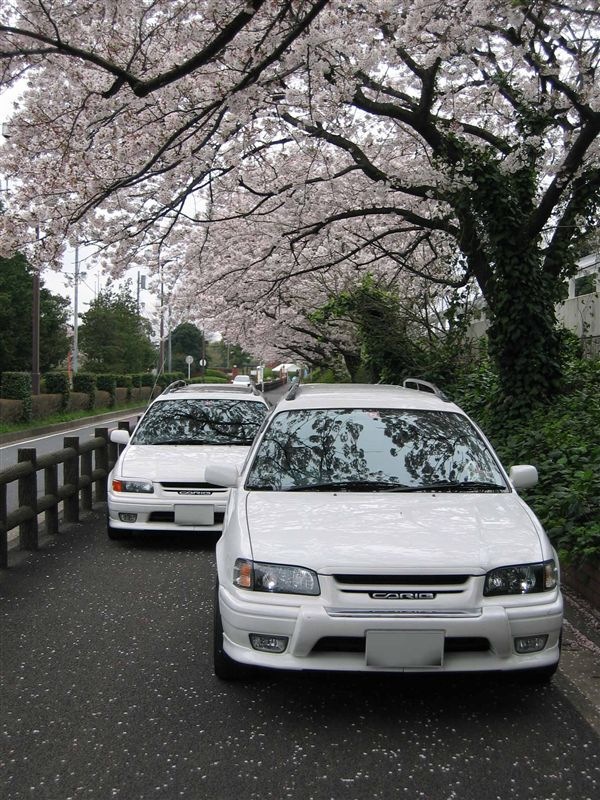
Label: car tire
xmin=213 ymin=582 xmax=254 ymax=681
xmin=516 ymin=660 xmax=559 ymax=684
xmin=107 ymin=516 xmax=128 ymax=541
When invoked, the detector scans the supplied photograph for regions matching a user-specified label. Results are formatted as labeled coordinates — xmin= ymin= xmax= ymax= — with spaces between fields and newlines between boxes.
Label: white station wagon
xmin=208 ymin=381 xmax=563 ymax=682
xmin=107 ymin=382 xmax=270 ymax=539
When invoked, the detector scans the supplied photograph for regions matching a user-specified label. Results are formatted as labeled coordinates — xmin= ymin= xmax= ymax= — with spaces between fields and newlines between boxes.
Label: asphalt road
xmin=2 ymin=513 xmax=599 ymax=800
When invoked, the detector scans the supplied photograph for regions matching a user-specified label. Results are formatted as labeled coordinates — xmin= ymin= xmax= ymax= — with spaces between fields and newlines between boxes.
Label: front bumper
xmin=218 ymin=585 xmax=564 ymax=673
xmin=107 ymin=492 xmax=229 ymax=533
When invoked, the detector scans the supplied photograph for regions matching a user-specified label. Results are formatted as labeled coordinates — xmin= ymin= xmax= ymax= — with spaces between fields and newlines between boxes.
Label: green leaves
xmin=455 ymin=354 xmax=600 ymax=563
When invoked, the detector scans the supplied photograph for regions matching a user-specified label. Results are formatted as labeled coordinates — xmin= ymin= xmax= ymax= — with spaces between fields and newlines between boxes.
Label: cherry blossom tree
xmin=1 ymin=1 xmax=598 ymax=405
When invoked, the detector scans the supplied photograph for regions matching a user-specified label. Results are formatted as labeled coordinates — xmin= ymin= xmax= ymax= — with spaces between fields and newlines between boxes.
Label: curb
xmin=0 ymin=407 xmax=147 ymax=446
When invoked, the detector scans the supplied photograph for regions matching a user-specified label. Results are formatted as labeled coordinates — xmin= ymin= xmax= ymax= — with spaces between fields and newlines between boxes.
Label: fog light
xmin=118 ymin=512 xmax=138 ymax=522
xmin=514 ymin=635 xmax=548 ymax=654
xmin=249 ymin=634 xmax=289 ymax=653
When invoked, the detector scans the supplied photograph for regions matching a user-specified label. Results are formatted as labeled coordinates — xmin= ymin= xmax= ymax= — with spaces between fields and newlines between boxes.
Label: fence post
xmin=95 ymin=428 xmax=109 ymax=502
xmin=18 ymin=448 xmax=38 ymax=550
xmin=44 ymin=462 xmax=59 ymax=537
xmin=63 ymin=436 xmax=80 ymax=523
xmin=81 ymin=448 xmax=93 ymax=511
xmin=0 ymin=483 xmax=7 ymax=567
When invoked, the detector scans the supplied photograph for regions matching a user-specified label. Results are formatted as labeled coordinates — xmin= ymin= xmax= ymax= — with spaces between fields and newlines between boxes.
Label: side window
xmin=574 ymin=273 xmax=597 ymax=297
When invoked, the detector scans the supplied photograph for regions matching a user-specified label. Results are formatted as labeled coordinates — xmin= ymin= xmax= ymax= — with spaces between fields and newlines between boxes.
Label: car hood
xmin=244 ymin=492 xmax=544 ymax=573
xmin=119 ymin=445 xmax=249 ymax=482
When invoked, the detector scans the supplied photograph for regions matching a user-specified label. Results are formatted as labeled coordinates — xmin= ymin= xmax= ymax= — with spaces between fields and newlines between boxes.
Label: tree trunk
xmin=484 ymin=244 xmax=563 ymax=411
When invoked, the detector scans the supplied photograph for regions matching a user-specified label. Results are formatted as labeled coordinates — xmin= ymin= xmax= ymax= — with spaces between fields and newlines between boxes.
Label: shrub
xmin=1 ymin=372 xmax=32 ymax=421
xmin=453 ymin=353 xmax=600 ymax=563
xmin=155 ymin=372 xmax=185 ymax=389
xmin=44 ymin=371 xmax=70 ymax=410
xmin=72 ymin=373 xmax=96 ymax=410
xmin=96 ymin=374 xmax=117 ymax=406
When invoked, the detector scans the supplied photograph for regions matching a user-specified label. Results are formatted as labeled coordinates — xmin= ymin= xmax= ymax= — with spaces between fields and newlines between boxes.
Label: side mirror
xmin=205 ymin=464 xmax=240 ymax=488
xmin=110 ymin=429 xmax=130 ymax=444
xmin=509 ymin=465 xmax=538 ymax=490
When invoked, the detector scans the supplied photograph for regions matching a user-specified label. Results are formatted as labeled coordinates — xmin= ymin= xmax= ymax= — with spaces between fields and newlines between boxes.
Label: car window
xmin=245 ymin=408 xmax=506 ymax=491
xmin=132 ymin=399 xmax=268 ymax=446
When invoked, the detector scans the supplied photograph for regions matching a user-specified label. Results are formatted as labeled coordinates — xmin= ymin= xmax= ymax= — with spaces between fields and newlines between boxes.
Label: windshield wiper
xmin=286 ymin=480 xmax=412 ymax=492
xmin=409 ymin=481 xmax=507 ymax=492
xmin=147 ymin=439 xmax=200 ymax=445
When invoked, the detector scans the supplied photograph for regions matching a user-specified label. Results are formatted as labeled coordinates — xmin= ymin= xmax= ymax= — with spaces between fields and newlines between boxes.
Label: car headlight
xmin=484 ymin=560 xmax=558 ymax=596
xmin=112 ymin=478 xmax=154 ymax=493
xmin=234 ymin=558 xmax=320 ymax=595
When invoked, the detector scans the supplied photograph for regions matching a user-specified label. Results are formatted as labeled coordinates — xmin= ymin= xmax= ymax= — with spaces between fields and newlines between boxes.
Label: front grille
xmin=160 ymin=481 xmax=225 ymax=490
xmin=333 ymin=574 xmax=471 ymax=586
xmin=148 ymin=511 xmax=225 ymax=524
xmin=311 ymin=636 xmax=490 ymax=655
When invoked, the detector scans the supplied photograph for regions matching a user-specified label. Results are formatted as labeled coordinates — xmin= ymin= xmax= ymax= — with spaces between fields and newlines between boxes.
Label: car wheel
xmin=213 ymin=582 xmax=254 ymax=681
xmin=516 ymin=660 xmax=559 ymax=684
xmin=107 ymin=516 xmax=128 ymax=541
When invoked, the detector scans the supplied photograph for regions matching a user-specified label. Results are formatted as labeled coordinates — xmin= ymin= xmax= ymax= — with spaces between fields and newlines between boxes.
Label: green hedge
xmin=44 ymin=372 xmax=70 ymax=410
xmin=1 ymin=372 xmax=32 ymax=421
xmin=73 ymin=372 xmax=97 ymax=410
xmin=116 ymin=374 xmax=133 ymax=401
xmin=96 ymin=374 xmax=117 ymax=407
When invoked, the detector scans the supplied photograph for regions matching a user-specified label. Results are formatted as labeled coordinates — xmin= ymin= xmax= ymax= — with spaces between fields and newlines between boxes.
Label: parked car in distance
xmin=107 ymin=382 xmax=270 ymax=540
xmin=232 ymin=375 xmax=252 ymax=386
xmin=208 ymin=381 xmax=563 ymax=682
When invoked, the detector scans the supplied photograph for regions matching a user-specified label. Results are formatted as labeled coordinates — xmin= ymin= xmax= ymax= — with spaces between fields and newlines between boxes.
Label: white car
xmin=208 ymin=381 xmax=563 ymax=682
xmin=232 ymin=375 xmax=252 ymax=386
xmin=107 ymin=382 xmax=270 ymax=539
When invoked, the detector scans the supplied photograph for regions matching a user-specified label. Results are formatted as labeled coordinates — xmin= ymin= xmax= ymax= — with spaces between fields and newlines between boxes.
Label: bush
xmin=96 ymin=374 xmax=117 ymax=407
xmin=1 ymin=372 xmax=32 ymax=421
xmin=155 ymin=372 xmax=186 ymax=390
xmin=115 ymin=374 xmax=133 ymax=401
xmin=44 ymin=371 xmax=70 ymax=410
xmin=72 ymin=373 xmax=97 ymax=410
xmin=205 ymin=368 xmax=229 ymax=380
xmin=452 ymin=353 xmax=600 ymax=563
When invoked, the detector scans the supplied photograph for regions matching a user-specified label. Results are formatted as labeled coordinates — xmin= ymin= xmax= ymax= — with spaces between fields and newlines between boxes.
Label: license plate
xmin=174 ymin=504 xmax=214 ymax=526
xmin=365 ymin=630 xmax=444 ymax=668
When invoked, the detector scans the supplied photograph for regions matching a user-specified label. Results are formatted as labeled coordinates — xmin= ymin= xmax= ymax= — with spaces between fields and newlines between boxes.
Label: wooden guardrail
xmin=0 ymin=420 xmax=132 ymax=568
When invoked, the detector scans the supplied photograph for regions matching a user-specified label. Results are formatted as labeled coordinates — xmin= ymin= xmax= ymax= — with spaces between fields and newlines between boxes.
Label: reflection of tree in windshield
xmin=246 ymin=408 xmax=504 ymax=490
xmin=382 ymin=412 xmax=497 ymax=484
xmin=132 ymin=399 xmax=267 ymax=445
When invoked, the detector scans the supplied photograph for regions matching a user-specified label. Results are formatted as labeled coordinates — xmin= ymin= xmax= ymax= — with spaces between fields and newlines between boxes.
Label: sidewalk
xmin=558 ymin=586 xmax=600 ymax=734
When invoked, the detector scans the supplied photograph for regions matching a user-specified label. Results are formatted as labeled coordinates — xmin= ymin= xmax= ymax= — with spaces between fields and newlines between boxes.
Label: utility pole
xmin=159 ymin=268 xmax=165 ymax=374
xmin=167 ymin=306 xmax=172 ymax=372
xmin=32 ymin=227 xmax=41 ymax=395
xmin=73 ymin=245 xmax=79 ymax=374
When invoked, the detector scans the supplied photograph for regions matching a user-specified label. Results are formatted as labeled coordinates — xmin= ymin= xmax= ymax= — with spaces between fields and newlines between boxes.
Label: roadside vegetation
xmin=450 ymin=342 xmax=600 ymax=565
xmin=0 ymin=399 xmax=148 ymax=436
xmin=311 ymin=289 xmax=600 ymax=566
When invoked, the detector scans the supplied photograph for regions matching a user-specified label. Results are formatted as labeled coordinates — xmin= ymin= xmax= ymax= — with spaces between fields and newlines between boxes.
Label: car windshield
xmin=245 ymin=408 xmax=507 ymax=491
xmin=132 ymin=398 xmax=268 ymax=446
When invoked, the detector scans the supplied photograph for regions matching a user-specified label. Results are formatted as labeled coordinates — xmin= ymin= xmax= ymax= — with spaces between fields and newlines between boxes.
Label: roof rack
xmin=402 ymin=378 xmax=450 ymax=402
xmin=160 ymin=380 xmax=265 ymax=397
xmin=161 ymin=379 xmax=187 ymax=394
xmin=284 ymin=379 xmax=301 ymax=400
